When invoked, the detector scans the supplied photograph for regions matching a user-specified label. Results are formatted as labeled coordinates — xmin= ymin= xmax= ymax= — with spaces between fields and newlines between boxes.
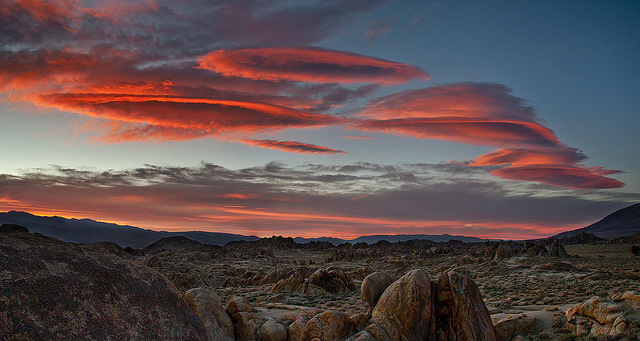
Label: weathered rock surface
xmin=0 ymin=232 xmax=207 ymax=340
xmin=547 ymin=240 xmax=568 ymax=257
xmin=366 ymin=269 xmax=436 ymax=341
xmin=303 ymin=310 xmax=354 ymax=341
xmin=612 ymin=290 xmax=640 ymax=309
xmin=361 ymin=271 xmax=397 ymax=313
xmin=185 ymin=287 xmax=234 ymax=341
xmin=493 ymin=314 xmax=539 ymax=341
xmin=261 ymin=319 xmax=287 ymax=341
xmin=493 ymin=241 xmax=515 ymax=260
xmin=270 ymin=267 xmax=355 ymax=295
xmin=435 ymin=269 xmax=496 ymax=341
xmin=308 ymin=267 xmax=356 ymax=294
xmin=566 ymin=296 xmax=629 ymax=336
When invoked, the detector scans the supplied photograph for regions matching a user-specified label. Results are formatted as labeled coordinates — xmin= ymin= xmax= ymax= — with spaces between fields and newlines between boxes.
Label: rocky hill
xmin=554 ymin=203 xmax=640 ymax=239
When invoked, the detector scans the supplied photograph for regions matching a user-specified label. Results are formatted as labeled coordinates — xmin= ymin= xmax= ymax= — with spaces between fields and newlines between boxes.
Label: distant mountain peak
xmin=554 ymin=203 xmax=640 ymax=239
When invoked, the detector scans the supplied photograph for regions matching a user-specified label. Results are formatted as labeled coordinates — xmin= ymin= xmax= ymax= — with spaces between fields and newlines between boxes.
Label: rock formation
xmin=364 ymin=269 xmax=437 ymax=341
xmin=566 ymin=296 xmax=629 ymax=336
xmin=361 ymin=271 xmax=398 ymax=313
xmin=184 ymin=287 xmax=234 ymax=341
xmin=435 ymin=269 xmax=497 ymax=341
xmin=0 ymin=231 xmax=207 ymax=340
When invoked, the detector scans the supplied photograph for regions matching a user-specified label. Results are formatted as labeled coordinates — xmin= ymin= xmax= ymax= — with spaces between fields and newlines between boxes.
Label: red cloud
xmin=239 ymin=139 xmax=345 ymax=155
xmin=491 ymin=165 xmax=625 ymax=189
xmin=198 ymin=47 xmax=430 ymax=84
xmin=37 ymin=93 xmax=343 ymax=136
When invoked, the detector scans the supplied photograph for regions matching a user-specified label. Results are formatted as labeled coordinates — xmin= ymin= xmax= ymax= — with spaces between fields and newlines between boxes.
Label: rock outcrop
xmin=365 ymin=269 xmax=437 ymax=341
xmin=0 ymin=231 xmax=207 ymax=340
xmin=185 ymin=287 xmax=234 ymax=341
xmin=303 ymin=310 xmax=354 ymax=341
xmin=493 ymin=314 xmax=539 ymax=341
xmin=547 ymin=240 xmax=568 ymax=257
xmin=361 ymin=271 xmax=397 ymax=313
xmin=435 ymin=269 xmax=497 ymax=341
xmin=566 ymin=296 xmax=629 ymax=336
xmin=270 ymin=267 xmax=355 ymax=295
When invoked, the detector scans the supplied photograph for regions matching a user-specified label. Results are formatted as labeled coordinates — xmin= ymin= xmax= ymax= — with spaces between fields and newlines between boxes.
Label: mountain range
xmin=1 ymin=203 xmax=638 ymax=248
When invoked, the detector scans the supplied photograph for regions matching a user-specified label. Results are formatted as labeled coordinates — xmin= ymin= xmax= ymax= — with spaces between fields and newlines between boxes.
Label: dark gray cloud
xmin=1 ymin=163 xmax=636 ymax=238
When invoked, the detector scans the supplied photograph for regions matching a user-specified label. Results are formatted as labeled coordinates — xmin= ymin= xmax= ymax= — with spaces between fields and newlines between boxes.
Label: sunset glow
xmin=1 ymin=0 xmax=637 ymax=239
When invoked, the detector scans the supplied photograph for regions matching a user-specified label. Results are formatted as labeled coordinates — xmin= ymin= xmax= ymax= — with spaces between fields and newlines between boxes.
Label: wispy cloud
xmin=238 ymin=139 xmax=345 ymax=155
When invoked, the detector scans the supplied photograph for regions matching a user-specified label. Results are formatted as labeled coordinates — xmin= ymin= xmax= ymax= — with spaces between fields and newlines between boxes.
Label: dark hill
xmin=0 ymin=211 xmax=258 ymax=248
xmin=143 ymin=236 xmax=208 ymax=252
xmin=554 ymin=203 xmax=640 ymax=239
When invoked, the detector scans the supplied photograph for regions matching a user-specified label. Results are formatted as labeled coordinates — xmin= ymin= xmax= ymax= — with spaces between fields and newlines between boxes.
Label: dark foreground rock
xmin=0 ymin=231 xmax=207 ymax=341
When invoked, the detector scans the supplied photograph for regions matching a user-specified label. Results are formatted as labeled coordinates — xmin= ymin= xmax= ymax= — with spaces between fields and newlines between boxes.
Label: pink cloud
xmin=198 ymin=47 xmax=430 ymax=84
xmin=491 ymin=165 xmax=625 ymax=189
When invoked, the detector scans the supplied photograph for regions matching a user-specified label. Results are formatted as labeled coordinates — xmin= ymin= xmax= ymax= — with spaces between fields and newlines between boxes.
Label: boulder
xmin=288 ymin=316 xmax=310 ymax=341
xmin=184 ymin=287 xmax=234 ymax=341
xmin=303 ymin=310 xmax=354 ymax=341
xmin=308 ymin=267 xmax=356 ymax=294
xmin=0 ymin=232 xmax=207 ymax=340
xmin=226 ymin=296 xmax=253 ymax=315
xmin=435 ymin=269 xmax=496 ymax=341
xmin=350 ymin=312 xmax=371 ymax=332
xmin=566 ymin=296 xmax=628 ymax=336
xmin=366 ymin=269 xmax=436 ymax=341
xmin=234 ymin=312 xmax=266 ymax=341
xmin=493 ymin=314 xmax=539 ymax=341
xmin=361 ymin=271 xmax=397 ymax=313
xmin=261 ymin=320 xmax=287 ymax=341
xmin=271 ymin=269 xmax=307 ymax=293
xmin=620 ymin=291 xmax=640 ymax=309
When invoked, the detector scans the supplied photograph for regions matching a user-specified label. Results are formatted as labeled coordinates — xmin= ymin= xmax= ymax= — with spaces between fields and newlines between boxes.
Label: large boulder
xmin=0 ymin=232 xmax=207 ymax=340
xmin=366 ymin=269 xmax=436 ymax=341
xmin=361 ymin=271 xmax=397 ymax=313
xmin=260 ymin=319 xmax=287 ymax=341
xmin=435 ymin=269 xmax=496 ymax=341
xmin=303 ymin=310 xmax=354 ymax=341
xmin=184 ymin=287 xmax=234 ymax=341
xmin=566 ymin=296 xmax=628 ymax=336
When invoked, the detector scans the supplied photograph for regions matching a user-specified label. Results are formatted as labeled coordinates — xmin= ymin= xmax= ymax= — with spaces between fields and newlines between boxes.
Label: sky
xmin=0 ymin=0 xmax=639 ymax=239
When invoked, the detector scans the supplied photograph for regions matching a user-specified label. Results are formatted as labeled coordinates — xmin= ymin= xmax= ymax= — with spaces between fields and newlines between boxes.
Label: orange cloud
xmin=198 ymin=47 xmax=430 ymax=84
xmin=36 ymin=93 xmax=343 ymax=138
xmin=471 ymin=147 xmax=586 ymax=166
xmin=239 ymin=139 xmax=345 ymax=155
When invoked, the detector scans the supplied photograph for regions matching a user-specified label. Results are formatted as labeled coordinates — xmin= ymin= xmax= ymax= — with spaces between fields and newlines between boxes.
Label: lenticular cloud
xmin=199 ymin=47 xmax=430 ymax=84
